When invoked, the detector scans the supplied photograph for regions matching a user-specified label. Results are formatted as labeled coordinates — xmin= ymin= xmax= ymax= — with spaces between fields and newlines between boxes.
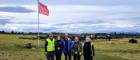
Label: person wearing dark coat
xmin=83 ymin=36 xmax=95 ymax=60
xmin=62 ymin=35 xmax=73 ymax=60
xmin=72 ymin=36 xmax=82 ymax=60
xmin=55 ymin=35 xmax=64 ymax=60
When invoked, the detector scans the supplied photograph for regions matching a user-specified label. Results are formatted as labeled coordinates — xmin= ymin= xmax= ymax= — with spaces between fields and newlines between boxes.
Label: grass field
xmin=0 ymin=34 xmax=140 ymax=60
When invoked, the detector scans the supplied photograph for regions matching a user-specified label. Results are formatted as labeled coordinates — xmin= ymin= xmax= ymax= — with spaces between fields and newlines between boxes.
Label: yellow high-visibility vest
xmin=46 ymin=38 xmax=55 ymax=52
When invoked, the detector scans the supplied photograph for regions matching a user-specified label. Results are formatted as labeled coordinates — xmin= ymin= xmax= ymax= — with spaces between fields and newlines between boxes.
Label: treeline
xmin=1 ymin=31 xmax=140 ymax=39
xmin=0 ymin=31 xmax=24 ymax=34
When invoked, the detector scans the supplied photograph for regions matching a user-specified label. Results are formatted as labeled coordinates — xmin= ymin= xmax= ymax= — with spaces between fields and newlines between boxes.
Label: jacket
xmin=72 ymin=41 xmax=82 ymax=55
xmin=62 ymin=38 xmax=73 ymax=53
xmin=83 ymin=42 xmax=95 ymax=56
xmin=55 ymin=40 xmax=64 ymax=54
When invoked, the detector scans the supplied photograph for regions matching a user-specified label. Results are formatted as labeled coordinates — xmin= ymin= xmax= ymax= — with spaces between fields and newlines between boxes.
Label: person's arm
xmin=45 ymin=41 xmax=48 ymax=52
xmin=80 ymin=43 xmax=82 ymax=52
xmin=92 ymin=45 xmax=95 ymax=56
xmin=55 ymin=41 xmax=57 ymax=51
xmin=83 ymin=43 xmax=85 ymax=56
xmin=71 ymin=42 xmax=75 ymax=54
xmin=62 ymin=39 xmax=65 ymax=53
xmin=79 ymin=42 xmax=83 ymax=55
xmin=61 ymin=41 xmax=64 ymax=51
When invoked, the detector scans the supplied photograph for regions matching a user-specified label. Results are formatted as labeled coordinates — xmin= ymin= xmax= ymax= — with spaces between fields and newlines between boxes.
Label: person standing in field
xmin=45 ymin=34 xmax=56 ymax=60
xmin=72 ymin=36 xmax=82 ymax=60
xmin=63 ymin=34 xmax=73 ymax=60
xmin=83 ymin=36 xmax=95 ymax=60
xmin=55 ymin=35 xmax=64 ymax=60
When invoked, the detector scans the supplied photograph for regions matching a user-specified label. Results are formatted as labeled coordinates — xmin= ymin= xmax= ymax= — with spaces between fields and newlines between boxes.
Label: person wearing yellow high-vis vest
xmin=45 ymin=34 xmax=56 ymax=60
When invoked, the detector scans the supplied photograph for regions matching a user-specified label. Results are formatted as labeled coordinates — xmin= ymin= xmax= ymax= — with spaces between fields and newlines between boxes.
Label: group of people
xmin=45 ymin=34 xmax=95 ymax=60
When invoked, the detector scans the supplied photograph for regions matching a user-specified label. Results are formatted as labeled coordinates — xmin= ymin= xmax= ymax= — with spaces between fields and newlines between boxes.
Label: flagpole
xmin=37 ymin=0 xmax=40 ymax=47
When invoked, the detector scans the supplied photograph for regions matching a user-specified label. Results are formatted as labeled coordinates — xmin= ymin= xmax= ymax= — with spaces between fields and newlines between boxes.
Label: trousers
xmin=46 ymin=51 xmax=55 ymax=60
xmin=73 ymin=54 xmax=80 ymax=60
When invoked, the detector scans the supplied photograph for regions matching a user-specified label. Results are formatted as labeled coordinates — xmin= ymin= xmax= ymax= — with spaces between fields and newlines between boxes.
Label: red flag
xmin=38 ymin=2 xmax=49 ymax=16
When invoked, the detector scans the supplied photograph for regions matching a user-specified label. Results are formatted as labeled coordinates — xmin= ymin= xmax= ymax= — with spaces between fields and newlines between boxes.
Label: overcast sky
xmin=0 ymin=0 xmax=140 ymax=33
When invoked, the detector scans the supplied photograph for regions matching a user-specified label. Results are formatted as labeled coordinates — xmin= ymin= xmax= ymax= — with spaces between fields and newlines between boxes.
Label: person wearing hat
xmin=83 ymin=36 xmax=95 ymax=60
xmin=45 ymin=34 xmax=56 ymax=60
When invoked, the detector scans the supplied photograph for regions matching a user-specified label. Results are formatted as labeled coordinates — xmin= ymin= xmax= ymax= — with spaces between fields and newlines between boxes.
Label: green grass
xmin=0 ymin=34 xmax=140 ymax=60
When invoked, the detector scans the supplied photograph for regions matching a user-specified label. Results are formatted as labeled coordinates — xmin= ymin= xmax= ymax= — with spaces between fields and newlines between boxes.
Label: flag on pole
xmin=37 ymin=1 xmax=49 ymax=47
xmin=38 ymin=2 xmax=49 ymax=16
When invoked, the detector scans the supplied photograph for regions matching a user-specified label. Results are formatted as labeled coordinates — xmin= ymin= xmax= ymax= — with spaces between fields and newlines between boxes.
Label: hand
xmin=57 ymin=47 xmax=60 ymax=50
xmin=79 ymin=52 xmax=82 ymax=55
xmin=75 ymin=52 xmax=77 ymax=54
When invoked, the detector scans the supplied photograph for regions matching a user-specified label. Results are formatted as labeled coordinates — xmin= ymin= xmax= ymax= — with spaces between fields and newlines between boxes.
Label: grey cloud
xmin=0 ymin=19 xmax=11 ymax=25
xmin=120 ymin=17 xmax=140 ymax=20
xmin=0 ymin=15 xmax=14 ymax=25
xmin=0 ymin=6 xmax=34 ymax=13
xmin=54 ymin=20 xmax=106 ymax=26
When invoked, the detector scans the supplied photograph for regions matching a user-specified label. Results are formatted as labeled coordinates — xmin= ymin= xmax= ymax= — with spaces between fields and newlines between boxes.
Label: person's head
xmin=85 ymin=36 xmax=91 ymax=42
xmin=64 ymin=34 xmax=68 ymax=40
xmin=74 ymin=36 xmax=79 ymax=42
xmin=57 ymin=35 xmax=61 ymax=40
xmin=49 ymin=33 xmax=53 ymax=38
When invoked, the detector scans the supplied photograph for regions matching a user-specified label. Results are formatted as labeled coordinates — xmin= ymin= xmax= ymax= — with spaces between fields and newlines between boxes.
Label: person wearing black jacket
xmin=55 ymin=35 xmax=64 ymax=60
xmin=83 ymin=36 xmax=95 ymax=60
